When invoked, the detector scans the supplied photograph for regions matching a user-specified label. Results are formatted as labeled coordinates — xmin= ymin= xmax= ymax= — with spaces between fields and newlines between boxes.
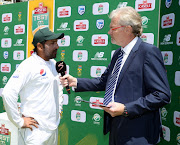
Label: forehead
xmin=45 ymin=39 xmax=57 ymax=43
xmin=110 ymin=17 xmax=119 ymax=26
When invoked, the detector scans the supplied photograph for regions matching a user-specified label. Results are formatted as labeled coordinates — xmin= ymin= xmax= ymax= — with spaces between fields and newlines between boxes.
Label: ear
xmin=125 ymin=25 xmax=133 ymax=34
xmin=37 ymin=42 xmax=43 ymax=51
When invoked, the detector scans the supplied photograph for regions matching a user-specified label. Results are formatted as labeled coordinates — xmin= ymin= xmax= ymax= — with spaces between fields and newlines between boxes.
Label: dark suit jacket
xmin=75 ymin=38 xmax=171 ymax=145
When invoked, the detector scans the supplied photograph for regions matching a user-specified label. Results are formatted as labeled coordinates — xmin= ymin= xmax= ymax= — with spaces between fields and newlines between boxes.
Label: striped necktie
xmin=103 ymin=50 xmax=124 ymax=105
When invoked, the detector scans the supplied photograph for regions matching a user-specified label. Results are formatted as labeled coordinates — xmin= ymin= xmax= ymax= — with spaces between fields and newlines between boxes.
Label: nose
xmin=108 ymin=29 xmax=112 ymax=35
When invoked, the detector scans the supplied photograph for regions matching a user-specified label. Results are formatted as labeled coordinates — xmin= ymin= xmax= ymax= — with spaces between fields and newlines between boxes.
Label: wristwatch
xmin=122 ymin=106 xmax=128 ymax=117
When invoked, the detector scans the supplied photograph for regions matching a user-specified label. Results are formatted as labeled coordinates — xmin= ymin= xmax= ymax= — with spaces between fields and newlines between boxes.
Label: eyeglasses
xmin=111 ymin=26 xmax=125 ymax=31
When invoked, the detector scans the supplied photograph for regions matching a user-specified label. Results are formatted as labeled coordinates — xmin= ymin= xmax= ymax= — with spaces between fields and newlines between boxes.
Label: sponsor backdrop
xmin=0 ymin=0 xmax=179 ymax=145
xmin=159 ymin=0 xmax=180 ymax=145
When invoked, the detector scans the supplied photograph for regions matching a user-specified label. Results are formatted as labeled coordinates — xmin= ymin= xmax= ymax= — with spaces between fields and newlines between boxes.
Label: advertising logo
xmin=18 ymin=12 xmax=22 ymax=21
xmin=141 ymin=33 xmax=154 ymax=44
xmin=117 ymin=2 xmax=128 ymax=8
xmin=78 ymin=5 xmax=85 ymax=15
xmin=71 ymin=110 xmax=86 ymax=123
xmin=176 ymin=31 xmax=180 ymax=46
xmin=32 ymin=2 xmax=49 ymax=34
xmin=161 ymin=51 xmax=173 ymax=65
xmin=14 ymin=24 xmax=25 ymax=34
xmin=174 ymin=111 xmax=180 ymax=127
xmin=162 ymin=125 xmax=170 ymax=141
xmin=96 ymin=19 xmax=104 ymax=29
xmin=2 ymin=13 xmax=12 ymax=23
xmin=92 ymin=113 xmax=101 ymax=125
xmin=74 ymin=20 xmax=89 ymax=31
xmin=73 ymin=50 xmax=88 ymax=62
xmin=91 ymin=66 xmax=106 ymax=77
xmin=90 ymin=97 xmax=104 ymax=110
xmin=57 ymin=6 xmax=71 ymax=18
xmin=76 ymin=36 xmax=85 ymax=46
xmin=57 ymin=35 xmax=70 ymax=47
xmin=93 ymin=2 xmax=109 ymax=15
xmin=1 ymin=38 xmax=12 ymax=48
xmin=160 ymin=34 xmax=173 ymax=45
xmin=13 ymin=51 xmax=24 ymax=60
xmin=14 ymin=39 xmax=24 ymax=46
xmin=92 ymin=34 xmax=108 ymax=46
xmin=40 ymin=69 xmax=46 ymax=76
xmin=0 ymin=124 xmax=11 ymax=145
xmin=2 ymin=76 xmax=8 ymax=85
xmin=175 ymin=71 xmax=180 ymax=86
xmin=135 ymin=0 xmax=155 ymax=12
xmin=161 ymin=107 xmax=168 ymax=121
xmin=165 ymin=0 xmax=172 ymax=8
xmin=1 ymin=63 xmax=11 ymax=73
xmin=77 ymin=65 xmax=82 ymax=76
xmin=161 ymin=13 xmax=175 ymax=28
xmin=74 ymin=96 xmax=82 ymax=106
xmin=91 ymin=52 xmax=107 ymax=61
xmin=57 ymin=22 xmax=70 ymax=31
xmin=3 ymin=51 xmax=8 ymax=59
xmin=141 ymin=16 xmax=149 ymax=29
xmin=3 ymin=26 xmax=9 ymax=35
xmin=177 ymin=133 xmax=180 ymax=144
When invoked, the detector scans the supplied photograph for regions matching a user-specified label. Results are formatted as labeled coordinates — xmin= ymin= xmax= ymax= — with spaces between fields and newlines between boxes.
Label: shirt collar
xmin=121 ymin=36 xmax=138 ymax=55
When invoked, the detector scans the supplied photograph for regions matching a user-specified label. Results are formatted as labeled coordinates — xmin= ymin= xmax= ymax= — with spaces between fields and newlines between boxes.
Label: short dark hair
xmin=33 ymin=41 xmax=46 ymax=53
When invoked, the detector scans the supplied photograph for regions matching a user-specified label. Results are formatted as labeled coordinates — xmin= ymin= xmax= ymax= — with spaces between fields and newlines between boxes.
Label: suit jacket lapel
xmin=116 ymin=38 xmax=142 ymax=88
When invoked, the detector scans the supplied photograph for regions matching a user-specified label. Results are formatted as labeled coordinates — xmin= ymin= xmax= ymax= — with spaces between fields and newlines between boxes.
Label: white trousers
xmin=18 ymin=126 xmax=58 ymax=145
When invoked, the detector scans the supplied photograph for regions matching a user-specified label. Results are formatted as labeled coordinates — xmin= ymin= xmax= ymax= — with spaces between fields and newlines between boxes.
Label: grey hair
xmin=109 ymin=6 xmax=143 ymax=37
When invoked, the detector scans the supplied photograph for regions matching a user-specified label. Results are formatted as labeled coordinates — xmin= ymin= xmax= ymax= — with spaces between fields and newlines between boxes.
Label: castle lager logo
xmin=74 ymin=20 xmax=89 ymax=31
xmin=0 ymin=124 xmax=11 ymax=145
xmin=98 ymin=4 xmax=103 ymax=13
xmin=135 ymin=0 xmax=155 ymax=12
xmin=57 ymin=6 xmax=71 ymax=18
xmin=161 ymin=13 xmax=175 ymax=28
xmin=13 ymin=51 xmax=24 ymax=60
xmin=14 ymin=24 xmax=25 ymax=34
xmin=32 ymin=3 xmax=49 ymax=34
xmin=96 ymin=67 xmax=101 ymax=76
xmin=162 ymin=125 xmax=170 ymax=141
xmin=1 ymin=63 xmax=11 ymax=73
xmin=92 ymin=34 xmax=108 ymax=46
xmin=2 ymin=13 xmax=12 ymax=23
xmin=57 ymin=35 xmax=70 ymax=47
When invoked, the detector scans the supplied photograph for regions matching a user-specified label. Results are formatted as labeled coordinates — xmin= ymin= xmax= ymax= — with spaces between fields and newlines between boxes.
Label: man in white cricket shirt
xmin=2 ymin=27 xmax=64 ymax=145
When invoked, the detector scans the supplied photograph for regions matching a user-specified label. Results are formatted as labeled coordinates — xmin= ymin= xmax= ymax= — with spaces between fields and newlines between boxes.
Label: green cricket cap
xmin=32 ymin=27 xmax=64 ymax=46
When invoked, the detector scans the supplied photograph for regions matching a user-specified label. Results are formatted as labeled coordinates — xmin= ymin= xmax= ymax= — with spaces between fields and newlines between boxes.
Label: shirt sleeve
xmin=2 ymin=62 xmax=31 ymax=128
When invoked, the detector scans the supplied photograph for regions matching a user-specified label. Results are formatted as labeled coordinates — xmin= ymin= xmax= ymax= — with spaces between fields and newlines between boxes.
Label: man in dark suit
xmin=60 ymin=6 xmax=171 ymax=145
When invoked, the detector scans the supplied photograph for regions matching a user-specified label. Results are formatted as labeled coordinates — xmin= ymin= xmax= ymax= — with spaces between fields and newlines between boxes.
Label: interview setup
xmin=0 ymin=0 xmax=179 ymax=145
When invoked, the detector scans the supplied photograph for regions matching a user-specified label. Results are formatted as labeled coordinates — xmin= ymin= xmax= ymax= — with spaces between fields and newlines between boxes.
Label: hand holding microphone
xmin=56 ymin=61 xmax=71 ymax=94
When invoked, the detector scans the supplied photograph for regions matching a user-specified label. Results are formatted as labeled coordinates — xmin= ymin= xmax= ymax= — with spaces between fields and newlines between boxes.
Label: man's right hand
xmin=22 ymin=116 xmax=39 ymax=131
xmin=60 ymin=74 xmax=77 ymax=88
